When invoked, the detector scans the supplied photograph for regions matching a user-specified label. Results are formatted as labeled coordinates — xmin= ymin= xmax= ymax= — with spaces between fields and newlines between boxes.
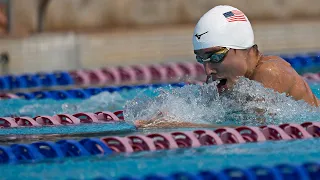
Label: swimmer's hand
xmin=134 ymin=119 xmax=234 ymax=129
xmin=134 ymin=111 xmax=236 ymax=129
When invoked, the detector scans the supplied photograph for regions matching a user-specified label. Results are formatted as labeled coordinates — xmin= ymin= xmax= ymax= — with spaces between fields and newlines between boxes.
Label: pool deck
xmin=1 ymin=20 xmax=320 ymax=74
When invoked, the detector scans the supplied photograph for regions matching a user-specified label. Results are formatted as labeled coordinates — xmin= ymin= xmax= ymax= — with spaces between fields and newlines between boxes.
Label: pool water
xmin=0 ymin=78 xmax=320 ymax=179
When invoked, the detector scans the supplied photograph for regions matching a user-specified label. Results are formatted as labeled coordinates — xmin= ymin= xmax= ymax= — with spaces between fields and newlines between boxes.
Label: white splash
xmin=16 ymin=91 xmax=128 ymax=116
xmin=124 ymin=77 xmax=320 ymax=126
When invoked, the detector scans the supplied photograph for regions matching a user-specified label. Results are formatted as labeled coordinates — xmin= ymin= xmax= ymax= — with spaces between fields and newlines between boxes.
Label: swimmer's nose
xmin=203 ymin=62 xmax=217 ymax=75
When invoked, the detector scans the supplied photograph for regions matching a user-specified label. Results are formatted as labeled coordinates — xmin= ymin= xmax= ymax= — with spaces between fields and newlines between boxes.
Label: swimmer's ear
xmin=248 ymin=44 xmax=259 ymax=55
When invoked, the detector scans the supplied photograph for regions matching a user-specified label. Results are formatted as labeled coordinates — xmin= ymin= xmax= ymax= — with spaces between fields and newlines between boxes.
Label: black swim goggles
xmin=196 ymin=47 xmax=229 ymax=64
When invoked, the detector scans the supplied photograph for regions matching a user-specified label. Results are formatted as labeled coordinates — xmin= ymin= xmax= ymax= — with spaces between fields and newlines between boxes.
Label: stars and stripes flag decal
xmin=223 ymin=10 xmax=247 ymax=22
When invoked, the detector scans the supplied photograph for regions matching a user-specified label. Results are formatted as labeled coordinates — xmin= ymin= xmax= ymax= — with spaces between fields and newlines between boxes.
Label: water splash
xmin=124 ymin=77 xmax=320 ymax=126
xmin=0 ymin=87 xmax=170 ymax=117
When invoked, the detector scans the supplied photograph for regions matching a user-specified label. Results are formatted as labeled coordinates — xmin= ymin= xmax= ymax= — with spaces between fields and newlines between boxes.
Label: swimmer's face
xmin=194 ymin=46 xmax=247 ymax=92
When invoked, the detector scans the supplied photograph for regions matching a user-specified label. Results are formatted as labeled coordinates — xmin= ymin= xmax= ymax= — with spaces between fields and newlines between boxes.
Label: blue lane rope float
xmin=0 ymin=71 xmax=74 ymax=91
xmin=0 ymin=138 xmax=114 ymax=164
xmin=6 ymin=82 xmax=186 ymax=100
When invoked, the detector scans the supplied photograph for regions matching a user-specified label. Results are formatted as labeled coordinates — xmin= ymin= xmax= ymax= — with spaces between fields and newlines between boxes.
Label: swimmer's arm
xmin=134 ymin=119 xmax=234 ymax=129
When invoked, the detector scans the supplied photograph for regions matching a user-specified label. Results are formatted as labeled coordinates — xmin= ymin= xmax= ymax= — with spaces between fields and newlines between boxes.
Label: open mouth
xmin=217 ymin=79 xmax=227 ymax=89
xmin=206 ymin=76 xmax=228 ymax=90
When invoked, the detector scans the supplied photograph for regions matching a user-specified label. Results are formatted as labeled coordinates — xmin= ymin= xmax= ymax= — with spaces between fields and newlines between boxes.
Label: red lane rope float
xmin=96 ymin=122 xmax=319 ymax=153
xmin=65 ymin=62 xmax=205 ymax=87
xmin=260 ymin=125 xmax=292 ymax=140
xmin=88 ymin=69 xmax=108 ymax=85
xmin=118 ymin=66 xmax=137 ymax=84
xmin=69 ymin=64 xmax=320 ymax=87
xmin=214 ymin=127 xmax=246 ymax=144
xmin=170 ymin=131 xmax=201 ymax=148
xmin=113 ymin=110 xmax=124 ymax=120
xmin=235 ymin=126 xmax=267 ymax=142
xmin=34 ymin=115 xmax=61 ymax=125
xmin=127 ymin=135 xmax=157 ymax=151
xmin=0 ymin=93 xmax=19 ymax=99
xmin=279 ymin=123 xmax=313 ymax=139
xmin=193 ymin=130 xmax=223 ymax=145
xmin=100 ymin=67 xmax=121 ymax=85
xmin=100 ymin=137 xmax=133 ymax=153
xmin=303 ymin=72 xmax=320 ymax=81
xmin=73 ymin=112 xmax=100 ymax=123
xmin=95 ymin=111 xmax=120 ymax=122
xmin=52 ymin=114 xmax=81 ymax=125
xmin=0 ymin=117 xmax=19 ymax=128
xmin=132 ymin=65 xmax=152 ymax=84
xmin=0 ymin=111 xmax=124 ymax=128
xmin=69 ymin=70 xmax=91 ymax=86
xmin=301 ymin=122 xmax=320 ymax=137
xmin=15 ymin=117 xmax=41 ymax=127
xmin=148 ymin=64 xmax=167 ymax=82
xmin=146 ymin=133 xmax=179 ymax=150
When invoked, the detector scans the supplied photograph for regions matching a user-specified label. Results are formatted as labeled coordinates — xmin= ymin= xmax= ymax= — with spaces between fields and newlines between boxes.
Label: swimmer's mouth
xmin=217 ymin=79 xmax=227 ymax=89
xmin=206 ymin=76 xmax=227 ymax=90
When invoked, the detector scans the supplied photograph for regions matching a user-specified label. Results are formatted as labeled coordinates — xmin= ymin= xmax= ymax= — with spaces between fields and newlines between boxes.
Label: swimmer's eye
xmin=196 ymin=47 xmax=229 ymax=64
xmin=215 ymin=48 xmax=229 ymax=54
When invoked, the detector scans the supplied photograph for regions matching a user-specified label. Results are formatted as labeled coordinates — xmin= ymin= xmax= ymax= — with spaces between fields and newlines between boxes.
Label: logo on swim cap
xmin=194 ymin=31 xmax=208 ymax=40
xmin=223 ymin=10 xmax=247 ymax=22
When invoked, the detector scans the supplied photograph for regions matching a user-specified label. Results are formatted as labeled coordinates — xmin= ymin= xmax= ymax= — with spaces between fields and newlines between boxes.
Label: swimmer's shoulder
xmin=253 ymin=55 xmax=294 ymax=77
xmin=251 ymin=55 xmax=296 ymax=86
xmin=258 ymin=55 xmax=291 ymax=68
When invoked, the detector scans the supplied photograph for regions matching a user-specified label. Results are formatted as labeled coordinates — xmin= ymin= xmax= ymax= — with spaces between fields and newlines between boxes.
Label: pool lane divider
xmin=4 ymin=69 xmax=320 ymax=101
xmin=0 ymin=121 xmax=319 ymax=164
xmin=0 ymin=82 xmax=186 ymax=100
xmin=0 ymin=110 xmax=139 ymax=136
xmin=0 ymin=62 xmax=204 ymax=92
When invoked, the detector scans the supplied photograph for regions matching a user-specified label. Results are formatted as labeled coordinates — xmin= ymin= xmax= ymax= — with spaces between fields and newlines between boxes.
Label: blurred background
xmin=1 ymin=0 xmax=320 ymax=74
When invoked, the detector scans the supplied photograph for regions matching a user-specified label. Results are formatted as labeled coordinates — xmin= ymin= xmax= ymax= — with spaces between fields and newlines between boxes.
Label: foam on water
xmin=124 ymin=77 xmax=320 ymax=126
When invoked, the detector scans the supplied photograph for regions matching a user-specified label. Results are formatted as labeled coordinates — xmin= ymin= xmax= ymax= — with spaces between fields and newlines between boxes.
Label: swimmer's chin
xmin=217 ymin=79 xmax=234 ymax=93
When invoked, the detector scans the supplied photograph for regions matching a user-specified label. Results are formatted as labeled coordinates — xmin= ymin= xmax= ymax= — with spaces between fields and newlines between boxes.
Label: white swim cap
xmin=193 ymin=5 xmax=254 ymax=50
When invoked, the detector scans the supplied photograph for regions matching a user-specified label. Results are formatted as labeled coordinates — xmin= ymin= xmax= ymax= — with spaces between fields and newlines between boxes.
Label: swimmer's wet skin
xmin=135 ymin=5 xmax=320 ymax=129
xmin=193 ymin=5 xmax=320 ymax=107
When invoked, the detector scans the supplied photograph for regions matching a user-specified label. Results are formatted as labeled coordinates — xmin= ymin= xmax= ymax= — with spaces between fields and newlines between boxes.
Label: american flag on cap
xmin=223 ymin=10 xmax=247 ymax=22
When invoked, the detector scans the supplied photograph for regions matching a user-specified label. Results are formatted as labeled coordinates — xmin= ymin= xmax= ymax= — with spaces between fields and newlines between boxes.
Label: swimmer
xmin=193 ymin=5 xmax=319 ymax=107
xmin=135 ymin=5 xmax=320 ymax=128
